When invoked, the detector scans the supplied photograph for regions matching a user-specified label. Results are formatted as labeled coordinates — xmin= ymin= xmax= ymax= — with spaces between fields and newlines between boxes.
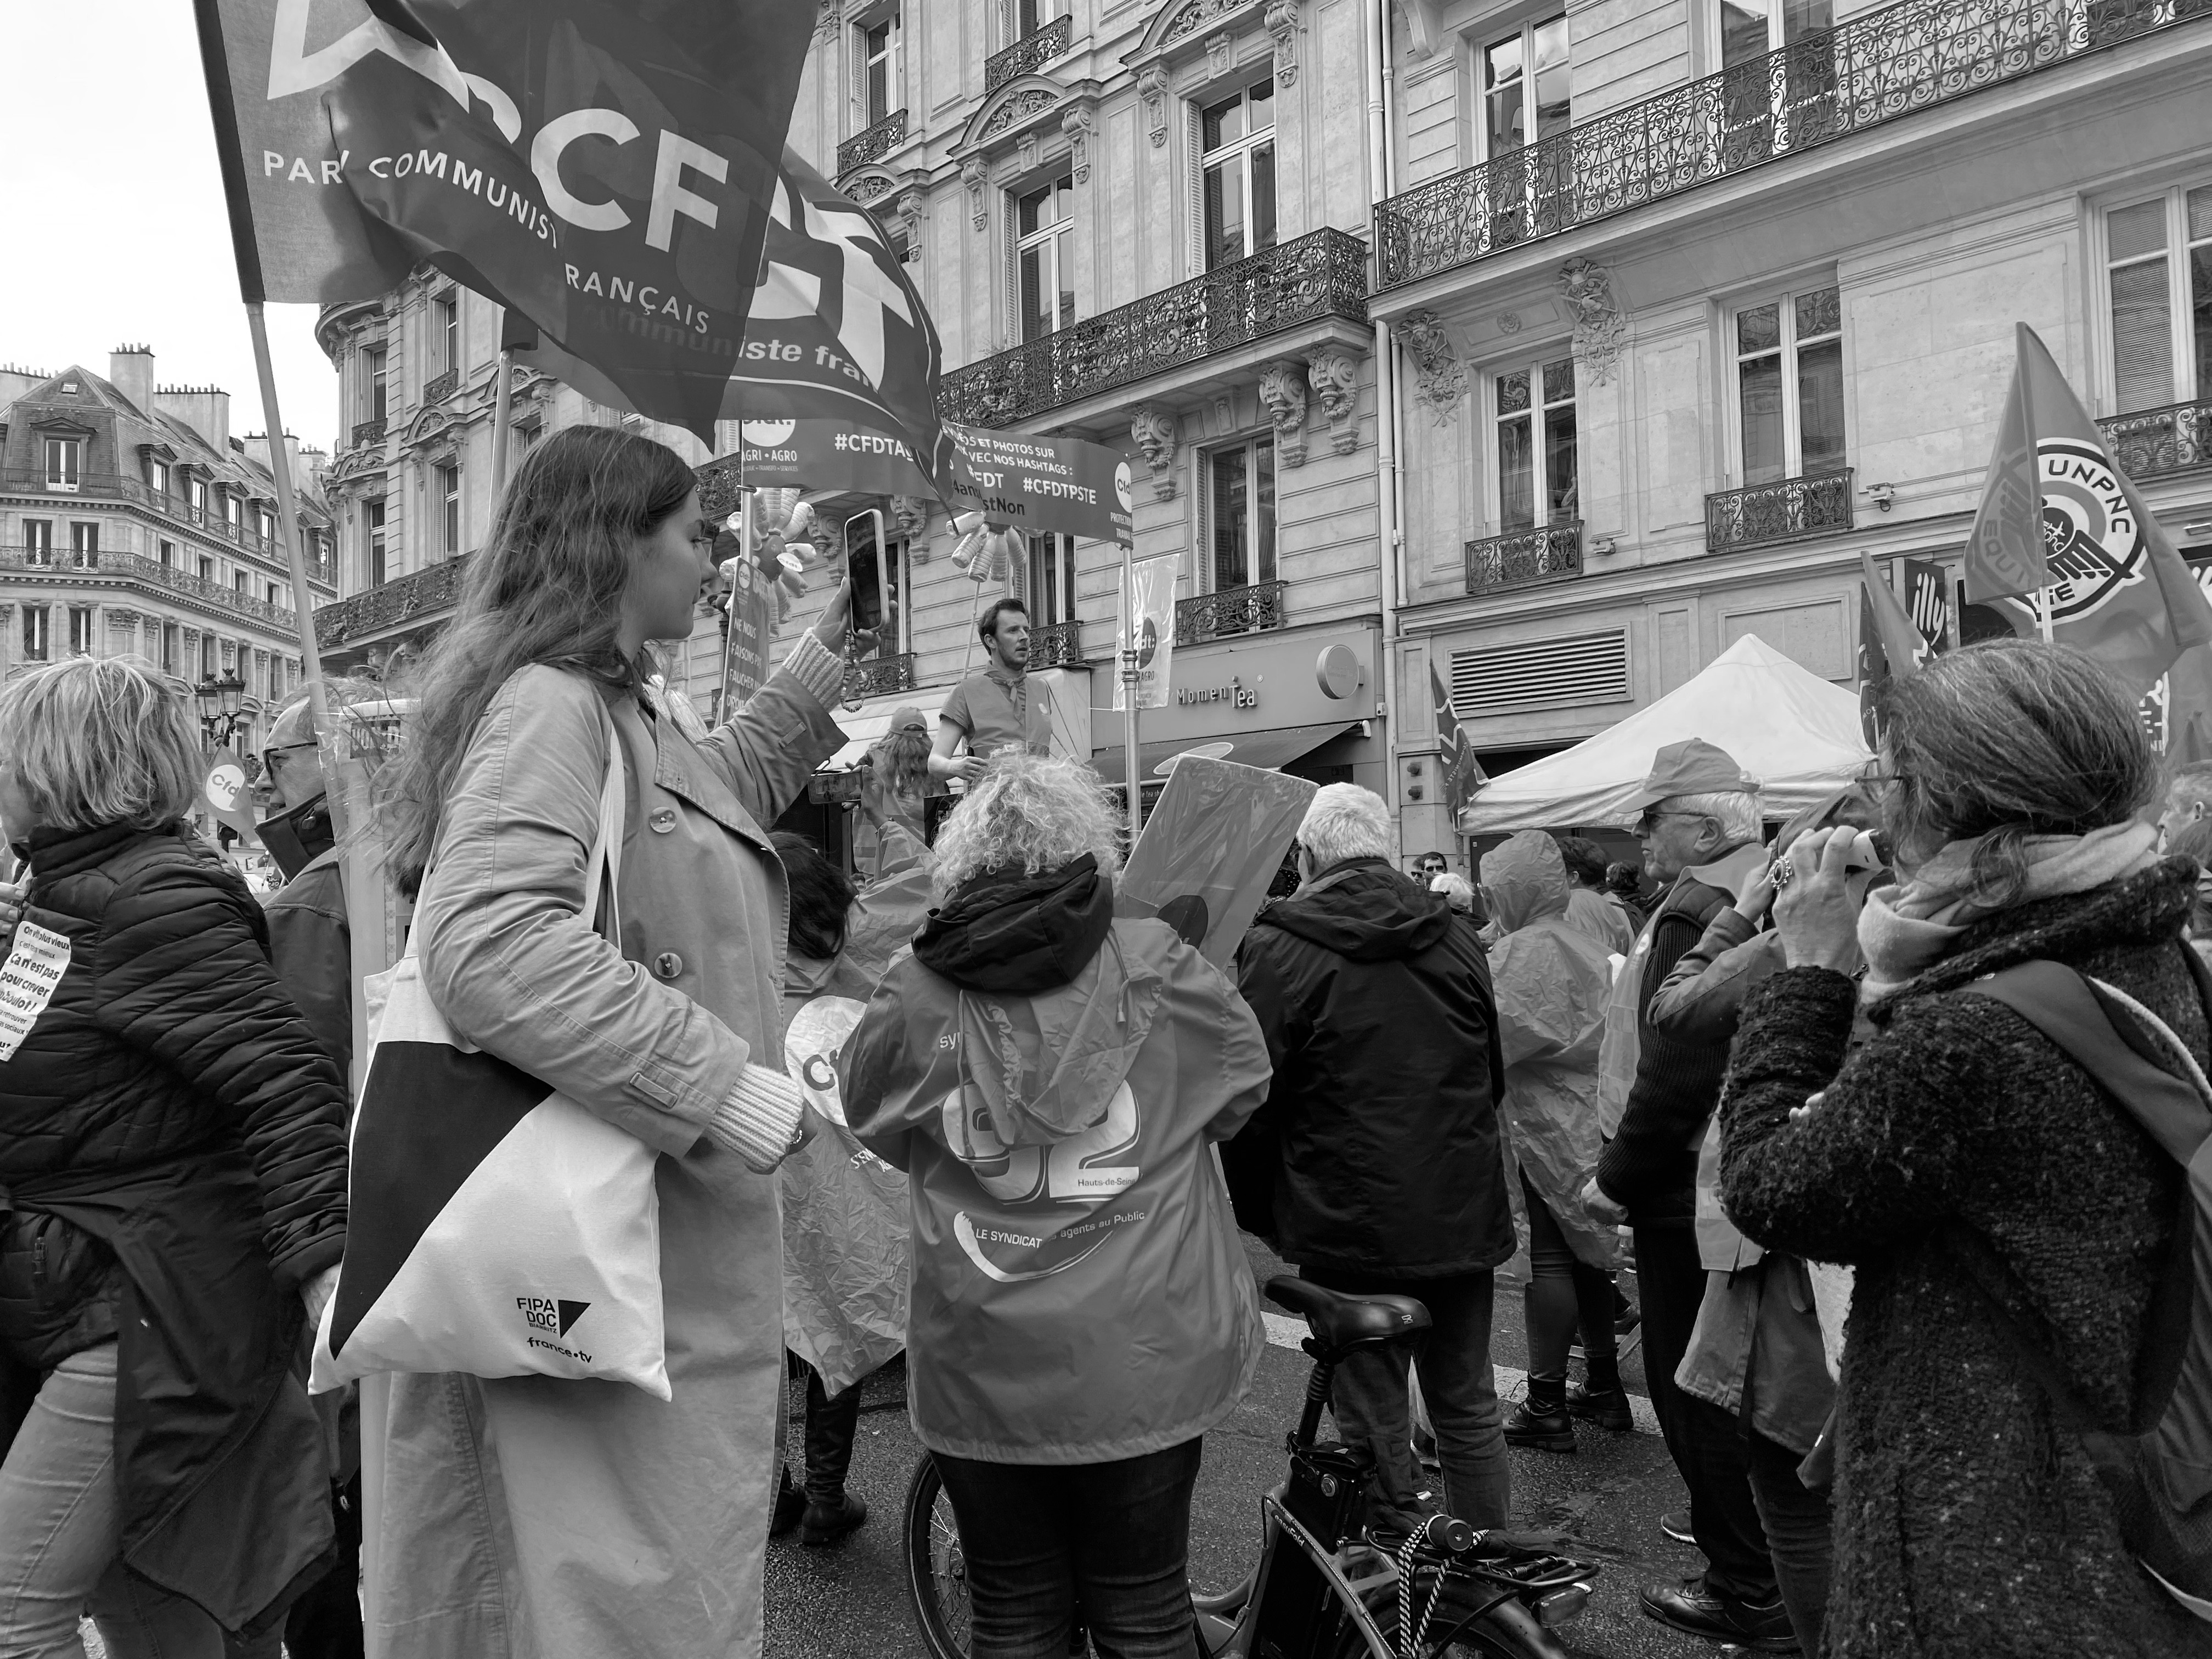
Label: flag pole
xmin=1121 ymin=544 xmax=1141 ymax=844
xmin=2016 ymin=322 xmax=2053 ymax=645
xmin=490 ymin=328 xmax=515 ymax=492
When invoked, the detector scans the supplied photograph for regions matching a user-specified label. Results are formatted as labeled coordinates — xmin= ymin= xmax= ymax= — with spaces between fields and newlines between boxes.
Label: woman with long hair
xmin=368 ymin=425 xmax=863 ymax=1658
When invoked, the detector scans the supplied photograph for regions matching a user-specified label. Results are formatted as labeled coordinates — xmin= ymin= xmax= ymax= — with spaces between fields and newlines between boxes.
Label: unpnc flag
xmin=193 ymin=0 xmax=812 ymax=439
xmin=1963 ymin=325 xmax=2212 ymax=692
xmin=1429 ymin=663 xmax=1486 ymax=816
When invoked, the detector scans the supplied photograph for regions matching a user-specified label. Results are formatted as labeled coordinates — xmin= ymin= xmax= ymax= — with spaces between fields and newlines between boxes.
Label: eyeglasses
xmin=1856 ymin=758 xmax=1908 ymax=791
xmin=259 ymin=742 xmax=316 ymax=777
xmin=1634 ymin=809 xmax=1702 ymax=835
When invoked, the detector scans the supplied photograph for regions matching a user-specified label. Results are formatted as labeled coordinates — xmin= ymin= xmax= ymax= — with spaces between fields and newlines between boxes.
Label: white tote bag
xmin=310 ymin=731 xmax=669 ymax=1398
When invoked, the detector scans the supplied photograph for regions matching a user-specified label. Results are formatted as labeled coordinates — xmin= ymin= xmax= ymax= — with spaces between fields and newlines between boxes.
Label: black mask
xmin=257 ymin=793 xmax=335 ymax=879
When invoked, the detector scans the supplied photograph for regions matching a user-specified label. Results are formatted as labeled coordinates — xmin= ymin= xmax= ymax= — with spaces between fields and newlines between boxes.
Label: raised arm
xmin=696 ymin=630 xmax=849 ymax=827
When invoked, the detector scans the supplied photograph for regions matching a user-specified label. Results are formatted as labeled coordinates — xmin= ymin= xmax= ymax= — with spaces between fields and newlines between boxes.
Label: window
xmin=24 ymin=521 xmax=52 ymax=568
xmin=436 ymin=296 xmax=460 ymax=373
xmin=1200 ymin=80 xmax=1276 ymax=271
xmin=438 ymin=465 xmax=462 ymax=556
xmin=1028 ymin=533 xmax=1078 ymax=625
xmin=43 ymin=438 xmax=81 ymax=492
xmin=860 ymin=14 xmax=899 ymax=125
xmin=148 ymin=458 xmax=171 ymax=499
xmin=1209 ymin=438 xmax=1277 ymax=590
xmin=22 ymin=607 xmax=48 ymax=662
xmin=234 ymin=572 xmax=250 ymax=596
xmin=70 ymin=523 xmax=98 ymax=569
xmin=198 ymin=556 xmax=215 ymax=581
xmin=367 ymin=500 xmax=387 ymax=587
xmin=225 ymin=492 xmax=241 ymax=534
xmin=1015 ymin=175 xmax=1076 ymax=342
xmin=1717 ymin=0 xmax=1836 ymax=148
xmin=268 ymin=582 xmax=282 ymax=607
xmin=2106 ymin=185 xmax=2212 ymax=412
xmin=255 ymin=504 xmax=275 ymax=544
xmin=1494 ymin=357 xmax=1579 ymax=532
xmin=200 ymin=634 xmax=217 ymax=679
xmin=1482 ymin=15 xmax=1570 ymax=157
xmin=847 ymin=516 xmax=907 ymax=656
xmin=365 ymin=346 xmax=388 ymax=422
xmin=1719 ymin=0 xmax=1834 ymax=65
xmin=189 ymin=475 xmax=209 ymax=523
xmin=161 ymin=623 xmax=180 ymax=673
xmin=1735 ymin=285 xmax=1844 ymax=485
xmin=68 ymin=607 xmax=92 ymax=657
xmin=158 ymin=539 xmax=177 ymax=568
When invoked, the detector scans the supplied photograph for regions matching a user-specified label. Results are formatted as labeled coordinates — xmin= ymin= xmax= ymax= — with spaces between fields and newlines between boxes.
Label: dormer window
xmin=44 ymin=437 xmax=80 ymax=492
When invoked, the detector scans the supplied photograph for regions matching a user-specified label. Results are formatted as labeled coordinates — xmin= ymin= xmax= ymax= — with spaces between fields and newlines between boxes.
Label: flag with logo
xmin=1903 ymin=558 xmax=1951 ymax=658
xmin=1961 ymin=324 xmax=2212 ymax=693
xmin=1429 ymin=662 xmax=1486 ymax=816
xmin=2146 ymin=561 xmax=2212 ymax=761
xmin=1112 ymin=555 xmax=1180 ymax=712
xmin=192 ymin=0 xmax=812 ymax=439
xmin=200 ymin=748 xmax=261 ymax=843
xmin=1858 ymin=555 xmax=1928 ymax=747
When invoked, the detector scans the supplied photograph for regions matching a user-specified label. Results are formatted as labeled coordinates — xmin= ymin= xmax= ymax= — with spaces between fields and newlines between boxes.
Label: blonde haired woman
xmin=0 ymin=656 xmax=348 ymax=1657
xmin=843 ymin=754 xmax=1269 ymax=1658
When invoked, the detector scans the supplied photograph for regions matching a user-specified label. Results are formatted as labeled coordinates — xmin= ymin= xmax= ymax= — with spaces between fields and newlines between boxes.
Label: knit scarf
xmin=1855 ymin=819 xmax=2158 ymax=1000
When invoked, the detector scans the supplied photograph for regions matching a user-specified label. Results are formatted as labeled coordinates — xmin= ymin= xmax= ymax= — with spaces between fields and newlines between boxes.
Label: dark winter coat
xmin=1233 ymin=857 xmax=1513 ymax=1277
xmin=0 ymin=820 xmax=349 ymax=1632
xmin=1720 ymin=860 xmax=2212 ymax=1659
xmin=262 ymin=843 xmax=352 ymax=1081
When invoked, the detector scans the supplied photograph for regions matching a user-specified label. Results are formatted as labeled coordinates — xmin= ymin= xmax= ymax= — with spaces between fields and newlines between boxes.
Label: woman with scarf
xmin=1718 ymin=640 xmax=2210 ymax=1658
xmin=842 ymin=755 xmax=1269 ymax=1658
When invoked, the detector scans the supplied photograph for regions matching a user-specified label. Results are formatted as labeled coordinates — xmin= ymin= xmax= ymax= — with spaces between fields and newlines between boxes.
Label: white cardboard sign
xmin=0 ymin=922 xmax=71 ymax=1062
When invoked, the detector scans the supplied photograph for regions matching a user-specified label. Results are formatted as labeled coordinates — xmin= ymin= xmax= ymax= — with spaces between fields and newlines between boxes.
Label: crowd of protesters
xmin=0 ymin=424 xmax=2203 ymax=1659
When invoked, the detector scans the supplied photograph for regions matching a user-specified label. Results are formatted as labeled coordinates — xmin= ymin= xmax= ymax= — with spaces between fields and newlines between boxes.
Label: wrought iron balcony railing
xmin=1028 ymin=617 xmax=1084 ymax=668
xmin=985 ymin=15 xmax=1072 ymax=93
xmin=844 ymin=652 xmax=917 ymax=699
xmin=2098 ymin=397 xmax=2212 ymax=482
xmin=1176 ymin=580 xmax=1288 ymax=647
xmin=352 ymin=419 xmax=387 ymax=448
xmin=940 ymin=228 xmax=1369 ymax=426
xmin=837 ymin=110 xmax=909 ymax=177
xmin=315 ymin=556 xmax=472 ymax=648
xmin=1706 ymin=469 xmax=1855 ymax=553
xmin=421 ymin=367 xmax=461 ymax=404
xmin=0 ymin=545 xmax=298 ymax=628
xmin=0 ymin=470 xmax=335 ymax=584
xmin=1376 ymin=0 xmax=2208 ymax=289
xmin=1465 ymin=522 xmax=1584 ymax=594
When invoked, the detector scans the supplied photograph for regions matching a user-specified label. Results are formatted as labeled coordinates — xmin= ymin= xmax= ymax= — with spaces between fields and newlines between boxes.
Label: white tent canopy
xmin=1460 ymin=634 xmax=1873 ymax=833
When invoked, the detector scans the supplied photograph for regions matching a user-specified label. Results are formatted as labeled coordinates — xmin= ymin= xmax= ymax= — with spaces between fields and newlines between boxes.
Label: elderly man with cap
xmin=1581 ymin=739 xmax=1792 ymax=1653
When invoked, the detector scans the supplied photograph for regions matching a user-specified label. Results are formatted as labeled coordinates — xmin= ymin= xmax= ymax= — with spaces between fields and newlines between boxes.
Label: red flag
xmin=1430 ymin=663 xmax=1486 ymax=816
xmin=1963 ymin=325 xmax=2212 ymax=693
xmin=1858 ymin=584 xmax=1891 ymax=750
xmin=193 ymin=0 xmax=812 ymax=441
xmin=1963 ymin=321 xmax=2051 ymax=603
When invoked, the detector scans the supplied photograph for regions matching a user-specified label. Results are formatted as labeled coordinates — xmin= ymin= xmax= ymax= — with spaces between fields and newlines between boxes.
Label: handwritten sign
xmin=0 ymin=921 xmax=70 ymax=1062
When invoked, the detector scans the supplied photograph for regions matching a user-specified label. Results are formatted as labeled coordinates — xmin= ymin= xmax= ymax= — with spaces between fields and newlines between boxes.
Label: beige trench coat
xmin=363 ymin=656 xmax=842 ymax=1659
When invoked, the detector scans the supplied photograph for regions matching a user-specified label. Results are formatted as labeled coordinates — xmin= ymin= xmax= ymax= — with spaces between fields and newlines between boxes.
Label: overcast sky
xmin=0 ymin=3 xmax=340 ymax=453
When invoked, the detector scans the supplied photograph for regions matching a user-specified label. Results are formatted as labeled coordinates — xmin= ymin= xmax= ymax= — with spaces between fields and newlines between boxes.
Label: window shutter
xmin=1005 ymin=201 xmax=1022 ymax=350
xmin=2109 ymin=261 xmax=2175 ymax=411
xmin=1451 ymin=628 xmax=1630 ymax=716
xmin=1187 ymin=101 xmax=1205 ymax=280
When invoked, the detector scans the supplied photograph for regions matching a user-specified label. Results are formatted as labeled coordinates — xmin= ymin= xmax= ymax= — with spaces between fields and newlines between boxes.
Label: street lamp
xmin=195 ymin=670 xmax=248 ymax=746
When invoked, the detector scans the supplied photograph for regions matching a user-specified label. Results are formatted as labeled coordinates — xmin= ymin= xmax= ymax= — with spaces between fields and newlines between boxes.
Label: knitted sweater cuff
xmin=708 ymin=1063 xmax=808 ymax=1172
xmin=780 ymin=633 xmax=845 ymax=709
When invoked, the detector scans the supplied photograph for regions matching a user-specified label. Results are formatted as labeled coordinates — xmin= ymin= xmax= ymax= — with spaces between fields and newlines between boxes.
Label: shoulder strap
xmin=586 ymin=704 xmax=625 ymax=951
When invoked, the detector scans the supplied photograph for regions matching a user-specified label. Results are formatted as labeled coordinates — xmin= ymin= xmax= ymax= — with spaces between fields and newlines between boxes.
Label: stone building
xmin=0 ymin=347 xmax=337 ymax=763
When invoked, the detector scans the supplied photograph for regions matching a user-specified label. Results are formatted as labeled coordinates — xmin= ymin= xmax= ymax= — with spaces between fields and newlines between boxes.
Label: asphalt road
xmin=764 ymin=1240 xmax=1726 ymax=1659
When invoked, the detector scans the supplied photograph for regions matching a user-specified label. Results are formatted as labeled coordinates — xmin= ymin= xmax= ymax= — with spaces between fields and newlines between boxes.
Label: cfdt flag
xmin=1429 ymin=663 xmax=1486 ymax=816
xmin=193 ymin=0 xmax=812 ymax=440
xmin=1112 ymin=555 xmax=1180 ymax=712
xmin=1963 ymin=326 xmax=2212 ymax=692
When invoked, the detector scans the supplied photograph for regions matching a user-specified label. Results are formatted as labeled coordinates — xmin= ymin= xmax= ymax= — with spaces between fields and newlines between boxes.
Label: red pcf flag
xmin=1430 ymin=663 xmax=1486 ymax=817
xmin=1963 ymin=325 xmax=2212 ymax=693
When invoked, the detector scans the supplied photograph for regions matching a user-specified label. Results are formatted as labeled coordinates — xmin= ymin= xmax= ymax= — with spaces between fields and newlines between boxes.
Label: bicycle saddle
xmin=1265 ymin=1276 xmax=1430 ymax=1352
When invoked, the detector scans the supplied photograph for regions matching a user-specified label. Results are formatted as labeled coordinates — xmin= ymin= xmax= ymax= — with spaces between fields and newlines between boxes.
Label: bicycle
xmin=904 ymin=1274 xmax=1602 ymax=1658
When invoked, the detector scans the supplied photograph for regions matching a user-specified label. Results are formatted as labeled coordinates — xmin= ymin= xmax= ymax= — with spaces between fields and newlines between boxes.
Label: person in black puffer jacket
xmin=0 ymin=657 xmax=348 ymax=1658
xmin=1234 ymin=783 xmax=1513 ymax=1536
xmin=1722 ymin=641 xmax=2212 ymax=1659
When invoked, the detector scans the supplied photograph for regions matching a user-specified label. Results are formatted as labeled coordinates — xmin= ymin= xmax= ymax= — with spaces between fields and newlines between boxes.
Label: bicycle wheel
xmin=904 ymin=1452 xmax=973 ymax=1659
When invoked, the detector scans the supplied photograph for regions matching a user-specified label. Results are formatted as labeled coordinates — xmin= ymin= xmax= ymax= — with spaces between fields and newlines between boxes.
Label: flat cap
xmin=1629 ymin=737 xmax=1759 ymax=812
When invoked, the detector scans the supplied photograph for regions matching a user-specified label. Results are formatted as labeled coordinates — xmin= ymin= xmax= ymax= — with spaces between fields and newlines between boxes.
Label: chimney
xmin=109 ymin=345 xmax=155 ymax=416
xmin=155 ymin=384 xmax=230 ymax=453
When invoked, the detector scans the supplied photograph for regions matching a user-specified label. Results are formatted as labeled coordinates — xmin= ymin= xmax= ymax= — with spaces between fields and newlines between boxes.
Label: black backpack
xmin=1962 ymin=955 xmax=2212 ymax=1621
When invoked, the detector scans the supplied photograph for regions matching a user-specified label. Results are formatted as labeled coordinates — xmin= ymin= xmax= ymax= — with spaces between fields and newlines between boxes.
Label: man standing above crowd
xmin=930 ymin=599 xmax=1055 ymax=782
xmin=1235 ymin=785 xmax=1514 ymax=1537
xmin=1583 ymin=740 xmax=1790 ymax=1652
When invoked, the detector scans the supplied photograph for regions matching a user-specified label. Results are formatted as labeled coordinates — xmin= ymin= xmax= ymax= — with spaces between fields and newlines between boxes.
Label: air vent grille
xmin=1450 ymin=628 xmax=1631 ymax=717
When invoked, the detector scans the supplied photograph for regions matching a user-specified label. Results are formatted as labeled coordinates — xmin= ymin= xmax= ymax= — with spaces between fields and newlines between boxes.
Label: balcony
xmin=0 ymin=469 xmax=334 ymax=586
xmin=2099 ymin=397 xmax=2212 ymax=482
xmin=845 ymin=652 xmax=916 ymax=699
xmin=421 ymin=367 xmax=461 ymax=404
xmin=315 ymin=556 xmax=472 ymax=649
xmin=939 ymin=228 xmax=1369 ymax=427
xmin=1706 ymin=469 xmax=1855 ymax=553
xmin=837 ymin=110 xmax=909 ymax=178
xmin=1029 ymin=617 xmax=1085 ymax=669
xmin=1375 ymin=0 xmax=2210 ymax=290
xmin=1465 ymin=522 xmax=1584 ymax=594
xmin=985 ymin=15 xmax=1071 ymax=93
xmin=352 ymin=419 xmax=388 ymax=448
xmin=0 ymin=545 xmax=297 ymax=629
xmin=1177 ymin=580 xmax=1288 ymax=647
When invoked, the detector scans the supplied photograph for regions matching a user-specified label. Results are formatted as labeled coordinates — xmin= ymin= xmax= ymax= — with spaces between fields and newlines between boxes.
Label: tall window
xmin=367 ymin=499 xmax=387 ymax=587
xmin=1209 ymin=438 xmax=1277 ymax=590
xmin=1735 ymin=285 xmax=1844 ymax=485
xmin=1719 ymin=0 xmax=1833 ymax=65
xmin=860 ymin=14 xmax=899 ymax=125
xmin=43 ymin=437 xmax=80 ymax=492
xmin=1028 ymin=533 xmax=1077 ymax=625
xmin=2107 ymin=185 xmax=2212 ymax=412
xmin=148 ymin=458 xmax=171 ymax=499
xmin=225 ymin=492 xmax=241 ymax=534
xmin=234 ymin=572 xmax=250 ymax=596
xmin=68 ymin=607 xmax=92 ymax=657
xmin=200 ymin=634 xmax=217 ymax=679
xmin=1718 ymin=0 xmax=1836 ymax=145
xmin=438 ymin=465 xmax=461 ymax=556
xmin=1016 ymin=175 xmax=1076 ymax=342
xmin=22 ymin=608 xmax=48 ymax=662
xmin=198 ymin=555 xmax=215 ymax=581
xmin=23 ymin=521 xmax=52 ymax=568
xmin=158 ymin=538 xmax=177 ymax=568
xmin=1495 ymin=357 xmax=1579 ymax=532
xmin=847 ymin=517 xmax=906 ymax=656
xmin=435 ymin=295 xmax=460 ymax=374
xmin=70 ymin=523 xmax=98 ymax=569
xmin=189 ymin=475 xmax=208 ymax=523
xmin=365 ymin=346 xmax=389 ymax=422
xmin=161 ymin=623 xmax=180 ymax=673
xmin=1483 ymin=15 xmax=1570 ymax=156
xmin=1200 ymin=80 xmax=1276 ymax=271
